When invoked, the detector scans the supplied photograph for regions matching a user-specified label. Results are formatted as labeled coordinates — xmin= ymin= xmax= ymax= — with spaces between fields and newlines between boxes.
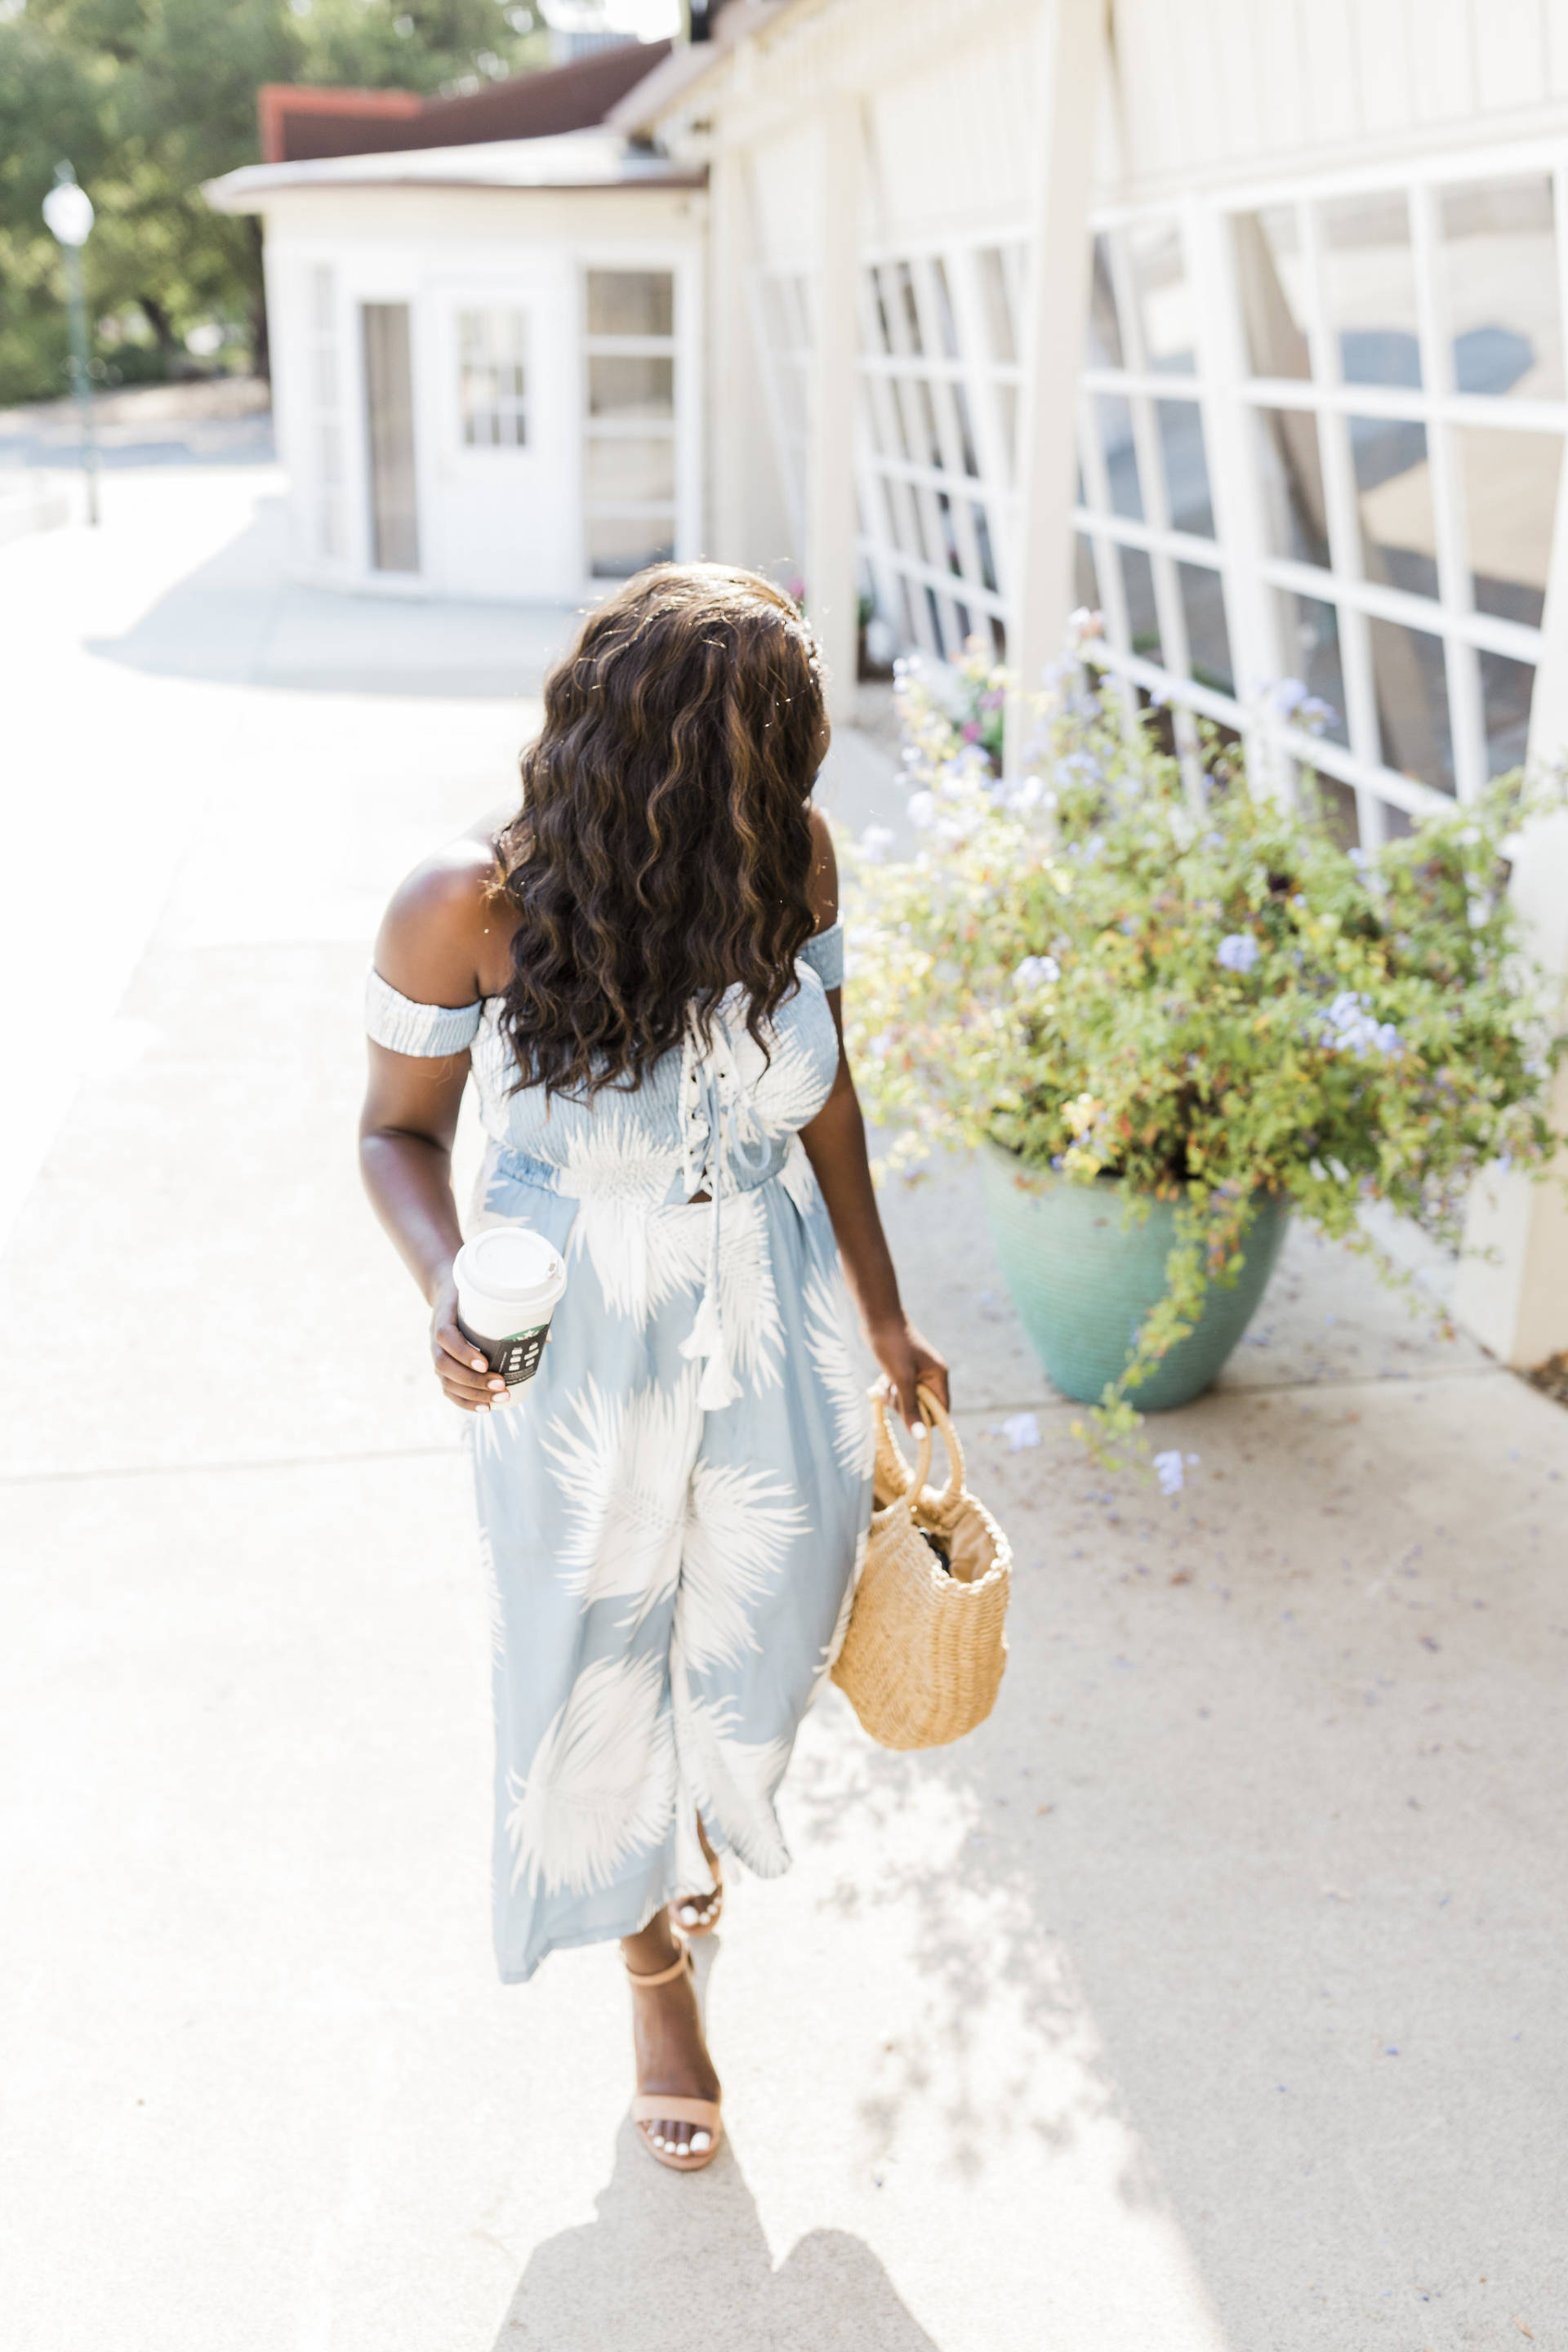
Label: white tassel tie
xmin=677 ymin=1007 xmax=768 ymax=1412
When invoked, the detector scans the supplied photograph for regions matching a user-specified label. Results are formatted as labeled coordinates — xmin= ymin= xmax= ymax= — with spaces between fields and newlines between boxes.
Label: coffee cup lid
xmin=455 ymin=1227 xmax=564 ymax=1306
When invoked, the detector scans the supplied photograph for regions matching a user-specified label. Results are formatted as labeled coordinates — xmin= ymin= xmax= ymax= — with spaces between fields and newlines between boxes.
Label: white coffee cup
xmin=452 ymin=1227 xmax=568 ymax=1399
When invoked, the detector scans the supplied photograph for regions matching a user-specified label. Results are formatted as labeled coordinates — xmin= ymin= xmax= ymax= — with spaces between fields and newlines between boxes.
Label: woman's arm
xmin=359 ymin=843 xmax=507 ymax=1413
xmin=799 ymin=812 xmax=949 ymax=1428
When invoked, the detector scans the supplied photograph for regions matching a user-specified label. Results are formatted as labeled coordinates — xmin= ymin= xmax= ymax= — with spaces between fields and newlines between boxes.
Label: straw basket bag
xmin=831 ymin=1385 xmax=1011 ymax=1750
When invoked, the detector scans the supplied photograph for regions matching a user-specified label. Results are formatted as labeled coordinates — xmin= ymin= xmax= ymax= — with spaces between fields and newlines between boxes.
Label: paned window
xmin=750 ymin=244 xmax=1018 ymax=659
xmin=1076 ymin=212 xmax=1230 ymax=773
xmin=458 ymin=308 xmax=528 ymax=448
xmin=746 ymin=153 xmax=1561 ymax=847
xmin=1221 ymin=170 xmax=1563 ymax=838
xmin=1077 ymin=166 xmax=1564 ymax=844
xmin=854 ymin=243 xmax=1019 ymax=660
xmin=582 ymin=268 xmax=678 ymax=579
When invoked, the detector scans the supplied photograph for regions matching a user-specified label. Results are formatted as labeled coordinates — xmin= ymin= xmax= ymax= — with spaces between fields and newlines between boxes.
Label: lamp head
xmin=43 ymin=168 xmax=93 ymax=248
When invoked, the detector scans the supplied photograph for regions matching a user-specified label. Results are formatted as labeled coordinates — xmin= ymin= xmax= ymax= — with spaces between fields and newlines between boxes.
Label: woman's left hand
xmin=869 ymin=1316 xmax=949 ymax=1430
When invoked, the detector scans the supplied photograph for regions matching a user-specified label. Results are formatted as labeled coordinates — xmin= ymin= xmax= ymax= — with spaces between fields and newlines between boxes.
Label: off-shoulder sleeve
xmin=366 ymin=967 xmax=483 ymax=1056
xmin=799 ymin=920 xmax=844 ymax=991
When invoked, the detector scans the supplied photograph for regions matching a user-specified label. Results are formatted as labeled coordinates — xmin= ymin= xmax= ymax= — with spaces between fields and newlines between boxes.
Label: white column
xmin=709 ymin=141 xmax=758 ymax=566
xmin=1451 ymin=451 xmax=1568 ymax=1365
xmin=806 ymin=91 xmax=864 ymax=725
xmin=1004 ymin=0 xmax=1107 ymax=773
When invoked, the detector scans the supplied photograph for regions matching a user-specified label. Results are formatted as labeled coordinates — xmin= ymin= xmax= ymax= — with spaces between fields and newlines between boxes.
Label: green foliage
xmin=0 ymin=0 xmax=550 ymax=403
xmin=847 ymin=639 xmax=1568 ymax=1452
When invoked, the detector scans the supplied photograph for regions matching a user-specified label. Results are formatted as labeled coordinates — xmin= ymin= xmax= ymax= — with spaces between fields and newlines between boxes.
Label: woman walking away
xmin=359 ymin=565 xmax=947 ymax=2171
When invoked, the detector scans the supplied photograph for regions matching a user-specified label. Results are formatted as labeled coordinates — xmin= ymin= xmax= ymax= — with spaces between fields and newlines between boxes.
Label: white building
xmin=210 ymin=46 xmax=705 ymax=602
xmin=207 ymin=0 xmax=1568 ymax=1365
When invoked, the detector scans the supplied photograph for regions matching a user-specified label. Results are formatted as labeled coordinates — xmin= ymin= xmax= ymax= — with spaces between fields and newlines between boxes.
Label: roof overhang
xmin=204 ymin=127 xmax=704 ymax=212
xmin=608 ymin=0 xmax=809 ymax=136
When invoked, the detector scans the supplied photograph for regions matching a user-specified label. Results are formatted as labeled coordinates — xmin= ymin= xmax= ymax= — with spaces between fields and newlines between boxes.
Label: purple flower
xmin=1217 ymin=933 xmax=1260 ymax=974
xmin=1055 ymin=751 xmax=1102 ymax=788
xmin=1013 ymin=955 xmax=1061 ymax=992
xmin=1319 ymin=991 xmax=1404 ymax=1059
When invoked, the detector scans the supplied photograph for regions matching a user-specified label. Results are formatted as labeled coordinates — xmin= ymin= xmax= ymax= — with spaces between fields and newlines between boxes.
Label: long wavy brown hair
xmin=495 ymin=564 xmax=826 ymax=1097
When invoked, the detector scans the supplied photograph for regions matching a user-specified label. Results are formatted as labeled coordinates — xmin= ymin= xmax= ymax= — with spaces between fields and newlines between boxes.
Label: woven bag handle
xmin=870 ymin=1384 xmax=934 ymax=1508
xmin=914 ymin=1385 xmax=965 ymax=1521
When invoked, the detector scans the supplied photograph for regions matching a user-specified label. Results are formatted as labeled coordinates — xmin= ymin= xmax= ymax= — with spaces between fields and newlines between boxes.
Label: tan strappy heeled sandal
xmin=625 ymin=1940 xmax=724 ymax=2173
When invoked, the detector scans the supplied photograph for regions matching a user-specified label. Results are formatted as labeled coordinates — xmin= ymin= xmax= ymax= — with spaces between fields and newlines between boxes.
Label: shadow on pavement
xmin=494 ymin=2117 xmax=940 ymax=2351
xmin=0 ymin=420 xmax=277 ymax=470
xmin=85 ymin=489 xmax=580 ymax=697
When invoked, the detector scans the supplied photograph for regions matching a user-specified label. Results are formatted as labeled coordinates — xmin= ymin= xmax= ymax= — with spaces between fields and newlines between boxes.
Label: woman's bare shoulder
xmin=807 ymin=804 xmax=840 ymax=930
xmin=373 ymin=827 xmax=507 ymax=1009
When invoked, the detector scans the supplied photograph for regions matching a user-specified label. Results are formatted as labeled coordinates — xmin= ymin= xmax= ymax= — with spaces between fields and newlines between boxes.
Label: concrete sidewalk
xmin=2 ymin=474 xmax=1565 ymax=2352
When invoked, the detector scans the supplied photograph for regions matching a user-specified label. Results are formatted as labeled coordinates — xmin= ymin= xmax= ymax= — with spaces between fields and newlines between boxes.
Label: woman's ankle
xmin=621 ymin=1906 xmax=679 ymax=1973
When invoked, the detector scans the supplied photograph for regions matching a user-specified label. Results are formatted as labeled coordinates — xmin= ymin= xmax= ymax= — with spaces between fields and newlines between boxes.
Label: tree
xmin=0 ymin=0 xmax=551 ymax=403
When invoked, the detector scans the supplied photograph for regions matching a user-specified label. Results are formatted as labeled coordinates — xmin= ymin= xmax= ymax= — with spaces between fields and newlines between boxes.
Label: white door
xmin=423 ymin=271 xmax=580 ymax=599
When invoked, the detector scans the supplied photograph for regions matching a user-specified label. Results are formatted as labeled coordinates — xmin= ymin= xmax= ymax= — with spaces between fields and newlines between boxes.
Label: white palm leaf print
xmin=506 ymin=1650 xmax=675 ymax=1897
xmin=803 ymin=1267 xmax=875 ymax=1477
xmin=735 ymin=1022 xmax=834 ymax=1138
xmin=752 ymin=1030 xmax=841 ymax=1138
xmin=777 ymin=1136 xmax=821 ymax=1217
xmin=644 ymin=1204 xmax=710 ymax=1313
xmin=554 ymin=1111 xmax=684 ymax=1321
xmin=543 ymin=1373 xmax=699 ymax=1620
xmin=678 ymin=1455 xmax=808 ymax=1675
xmin=715 ymin=1191 xmax=785 ymax=1388
xmin=672 ymin=1677 xmax=793 ymax=1878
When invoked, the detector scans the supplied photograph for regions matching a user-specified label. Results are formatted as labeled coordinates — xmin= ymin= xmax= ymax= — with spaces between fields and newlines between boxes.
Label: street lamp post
xmin=42 ymin=163 xmax=100 ymax=528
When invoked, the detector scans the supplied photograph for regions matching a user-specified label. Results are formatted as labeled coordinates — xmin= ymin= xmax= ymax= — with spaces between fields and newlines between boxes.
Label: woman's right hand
xmin=430 ymin=1273 xmax=509 ymax=1412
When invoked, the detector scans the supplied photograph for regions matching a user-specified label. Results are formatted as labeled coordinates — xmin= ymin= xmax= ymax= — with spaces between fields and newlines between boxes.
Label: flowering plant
xmin=892 ymin=633 xmax=1009 ymax=774
xmin=847 ymin=639 xmax=1566 ymax=1447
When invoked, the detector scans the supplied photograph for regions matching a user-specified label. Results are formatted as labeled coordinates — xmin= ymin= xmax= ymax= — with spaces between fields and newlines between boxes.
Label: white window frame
xmin=455 ymin=305 xmax=531 ymax=451
xmin=578 ymin=254 xmax=697 ymax=591
xmin=853 ymin=229 xmax=1025 ymax=663
xmin=1080 ymin=142 xmax=1568 ymax=840
xmin=747 ymin=221 xmax=1025 ymax=659
xmin=746 ymin=149 xmax=1564 ymax=839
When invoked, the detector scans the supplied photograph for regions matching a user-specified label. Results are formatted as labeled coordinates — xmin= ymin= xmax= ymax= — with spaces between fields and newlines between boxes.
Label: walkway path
xmin=1 ymin=463 xmax=1564 ymax=2352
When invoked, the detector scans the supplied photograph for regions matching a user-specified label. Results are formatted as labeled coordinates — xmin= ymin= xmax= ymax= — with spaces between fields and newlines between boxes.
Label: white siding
xmin=747 ymin=124 xmax=823 ymax=276
xmin=1112 ymin=0 xmax=1568 ymax=198
xmin=1356 ymin=0 xmax=1416 ymax=140
xmin=1293 ymin=0 xmax=1361 ymax=150
xmin=1246 ymin=3 xmax=1307 ymax=154
xmin=1209 ymin=0 xmax=1264 ymax=162
xmin=1475 ymin=0 xmax=1548 ymax=114
xmin=1413 ymin=0 xmax=1477 ymax=126
xmin=868 ymin=29 xmax=1038 ymax=242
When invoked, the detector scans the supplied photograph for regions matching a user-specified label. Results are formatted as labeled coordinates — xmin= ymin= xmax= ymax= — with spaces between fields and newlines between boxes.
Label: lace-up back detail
xmin=366 ymin=923 xmax=844 ymax=1209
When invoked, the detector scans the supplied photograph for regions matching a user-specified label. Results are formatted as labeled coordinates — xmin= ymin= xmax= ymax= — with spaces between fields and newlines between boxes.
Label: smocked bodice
xmin=365 ymin=924 xmax=844 ymax=1208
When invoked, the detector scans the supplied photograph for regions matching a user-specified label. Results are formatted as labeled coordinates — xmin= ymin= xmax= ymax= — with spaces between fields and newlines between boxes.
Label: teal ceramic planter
xmin=979 ymin=1141 xmax=1290 ymax=1410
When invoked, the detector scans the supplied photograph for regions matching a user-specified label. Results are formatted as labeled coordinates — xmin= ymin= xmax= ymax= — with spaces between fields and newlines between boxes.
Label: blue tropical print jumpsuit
xmin=367 ymin=925 xmax=873 ymax=1981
